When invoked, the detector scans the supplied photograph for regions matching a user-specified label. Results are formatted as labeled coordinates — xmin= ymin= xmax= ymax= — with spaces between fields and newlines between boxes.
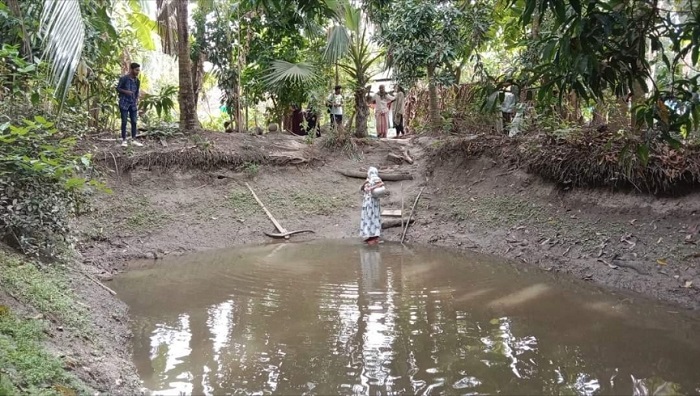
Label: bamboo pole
xmin=401 ymin=187 xmax=425 ymax=244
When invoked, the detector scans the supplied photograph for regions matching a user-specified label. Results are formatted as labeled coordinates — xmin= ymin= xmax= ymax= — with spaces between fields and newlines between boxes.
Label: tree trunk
xmin=630 ymin=76 xmax=644 ymax=130
xmin=7 ymin=0 xmax=32 ymax=62
xmin=427 ymin=64 xmax=439 ymax=128
xmin=592 ymin=100 xmax=606 ymax=126
xmin=177 ymin=0 xmax=197 ymax=131
xmin=354 ymin=87 xmax=369 ymax=138
xmin=190 ymin=52 xmax=205 ymax=128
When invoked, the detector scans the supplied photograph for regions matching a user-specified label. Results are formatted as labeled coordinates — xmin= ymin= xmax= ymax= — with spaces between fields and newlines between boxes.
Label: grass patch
xmin=0 ymin=308 xmax=87 ymax=395
xmin=449 ymin=194 xmax=628 ymax=250
xmin=123 ymin=197 xmax=170 ymax=231
xmin=228 ymin=188 xmax=259 ymax=217
xmin=288 ymin=191 xmax=344 ymax=216
xmin=242 ymin=162 xmax=260 ymax=179
xmin=0 ymin=251 xmax=89 ymax=332
xmin=87 ymin=195 xmax=170 ymax=234
xmin=228 ymin=187 xmax=349 ymax=219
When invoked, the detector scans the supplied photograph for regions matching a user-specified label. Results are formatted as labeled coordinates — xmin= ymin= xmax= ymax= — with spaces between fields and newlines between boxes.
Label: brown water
xmin=113 ymin=241 xmax=700 ymax=395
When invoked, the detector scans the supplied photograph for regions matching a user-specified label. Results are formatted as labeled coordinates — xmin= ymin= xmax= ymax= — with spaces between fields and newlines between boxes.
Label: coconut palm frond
xmin=343 ymin=3 xmax=361 ymax=33
xmin=264 ymin=60 xmax=319 ymax=86
xmin=39 ymin=0 xmax=86 ymax=104
xmin=323 ymin=24 xmax=351 ymax=63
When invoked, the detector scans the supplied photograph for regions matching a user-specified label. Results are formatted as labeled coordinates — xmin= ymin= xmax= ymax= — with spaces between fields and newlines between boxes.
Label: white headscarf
xmin=367 ymin=166 xmax=381 ymax=186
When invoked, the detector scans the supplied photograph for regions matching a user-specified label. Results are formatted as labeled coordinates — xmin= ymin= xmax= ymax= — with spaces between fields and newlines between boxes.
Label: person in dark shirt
xmin=116 ymin=63 xmax=143 ymax=147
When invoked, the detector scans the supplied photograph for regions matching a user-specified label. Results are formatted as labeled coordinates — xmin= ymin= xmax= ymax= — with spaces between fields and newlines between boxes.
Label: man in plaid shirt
xmin=116 ymin=63 xmax=143 ymax=147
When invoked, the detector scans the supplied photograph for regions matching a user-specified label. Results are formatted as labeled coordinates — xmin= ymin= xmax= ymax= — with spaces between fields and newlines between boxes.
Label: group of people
xmin=326 ymin=84 xmax=408 ymax=139
xmin=116 ymin=66 xmax=390 ymax=244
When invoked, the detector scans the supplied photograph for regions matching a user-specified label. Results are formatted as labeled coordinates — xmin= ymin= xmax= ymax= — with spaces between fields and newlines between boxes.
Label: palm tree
xmin=154 ymin=0 xmax=200 ymax=131
xmin=265 ymin=2 xmax=381 ymax=138
xmin=175 ymin=0 xmax=197 ymax=131
xmin=323 ymin=3 xmax=382 ymax=137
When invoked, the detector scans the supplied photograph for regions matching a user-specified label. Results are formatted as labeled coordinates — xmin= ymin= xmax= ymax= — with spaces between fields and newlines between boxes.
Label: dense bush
xmin=0 ymin=116 xmax=95 ymax=257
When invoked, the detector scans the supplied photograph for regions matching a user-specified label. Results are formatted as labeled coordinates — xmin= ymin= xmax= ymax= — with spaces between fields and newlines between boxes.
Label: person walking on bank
xmin=116 ymin=63 xmax=143 ymax=147
xmin=327 ymin=85 xmax=343 ymax=128
xmin=501 ymin=80 xmax=518 ymax=133
xmin=360 ymin=167 xmax=385 ymax=245
xmin=393 ymin=85 xmax=406 ymax=138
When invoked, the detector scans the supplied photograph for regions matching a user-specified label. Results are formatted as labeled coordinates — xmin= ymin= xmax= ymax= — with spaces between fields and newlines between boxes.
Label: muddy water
xmin=113 ymin=241 xmax=700 ymax=395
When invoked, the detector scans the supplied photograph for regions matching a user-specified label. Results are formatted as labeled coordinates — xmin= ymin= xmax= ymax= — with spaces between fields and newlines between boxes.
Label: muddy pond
xmin=112 ymin=241 xmax=700 ymax=395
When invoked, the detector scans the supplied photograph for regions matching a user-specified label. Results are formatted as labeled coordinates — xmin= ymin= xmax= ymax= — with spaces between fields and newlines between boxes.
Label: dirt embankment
xmin=79 ymin=131 xmax=700 ymax=309
xmin=63 ymin=130 xmax=700 ymax=393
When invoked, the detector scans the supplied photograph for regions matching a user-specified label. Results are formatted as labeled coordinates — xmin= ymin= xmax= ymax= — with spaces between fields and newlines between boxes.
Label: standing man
xmin=501 ymin=80 xmax=518 ymax=133
xmin=326 ymin=85 xmax=343 ymax=128
xmin=393 ymin=85 xmax=406 ymax=138
xmin=116 ymin=63 xmax=143 ymax=147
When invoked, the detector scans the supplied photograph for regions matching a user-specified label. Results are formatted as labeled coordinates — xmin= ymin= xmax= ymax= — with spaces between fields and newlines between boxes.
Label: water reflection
xmin=112 ymin=241 xmax=700 ymax=395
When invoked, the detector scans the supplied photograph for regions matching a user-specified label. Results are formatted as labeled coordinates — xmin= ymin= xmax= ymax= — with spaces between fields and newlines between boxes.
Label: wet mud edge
xmin=74 ymin=134 xmax=700 ymax=393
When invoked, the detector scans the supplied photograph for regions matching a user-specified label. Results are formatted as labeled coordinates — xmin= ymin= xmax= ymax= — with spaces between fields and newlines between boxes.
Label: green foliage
xmin=0 ymin=44 xmax=37 ymax=96
xmin=0 ymin=116 xmax=97 ymax=257
xmin=0 ymin=251 xmax=90 ymax=395
xmin=377 ymin=0 xmax=464 ymax=86
xmin=242 ymin=161 xmax=260 ymax=179
xmin=514 ymin=0 xmax=700 ymax=138
xmin=0 ymin=250 xmax=89 ymax=330
xmin=139 ymin=84 xmax=178 ymax=121
xmin=199 ymin=0 xmax=336 ymax=127
xmin=0 ymin=310 xmax=85 ymax=395
xmin=189 ymin=134 xmax=212 ymax=150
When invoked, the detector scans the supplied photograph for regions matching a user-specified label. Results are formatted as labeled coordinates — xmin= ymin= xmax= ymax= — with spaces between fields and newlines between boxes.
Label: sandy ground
xmin=67 ymin=130 xmax=700 ymax=393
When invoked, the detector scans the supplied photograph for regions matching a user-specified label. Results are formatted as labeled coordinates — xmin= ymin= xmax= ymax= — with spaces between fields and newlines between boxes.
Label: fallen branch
xmin=401 ymin=147 xmax=414 ymax=164
xmin=338 ymin=169 xmax=414 ymax=181
xmin=83 ymin=272 xmax=117 ymax=296
xmin=401 ymin=187 xmax=426 ymax=243
xmin=387 ymin=153 xmax=407 ymax=164
xmin=383 ymin=218 xmax=414 ymax=229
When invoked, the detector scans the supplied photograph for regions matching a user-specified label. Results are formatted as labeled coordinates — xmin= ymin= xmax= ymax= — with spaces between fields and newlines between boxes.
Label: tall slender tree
xmin=176 ymin=0 xmax=197 ymax=131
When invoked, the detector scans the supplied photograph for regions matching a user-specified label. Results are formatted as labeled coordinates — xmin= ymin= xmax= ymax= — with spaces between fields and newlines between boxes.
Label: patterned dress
xmin=360 ymin=168 xmax=382 ymax=239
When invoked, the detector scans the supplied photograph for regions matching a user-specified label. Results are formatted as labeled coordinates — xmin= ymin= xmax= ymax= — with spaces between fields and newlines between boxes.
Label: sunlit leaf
xmin=263 ymin=61 xmax=318 ymax=86
xmin=127 ymin=11 xmax=157 ymax=51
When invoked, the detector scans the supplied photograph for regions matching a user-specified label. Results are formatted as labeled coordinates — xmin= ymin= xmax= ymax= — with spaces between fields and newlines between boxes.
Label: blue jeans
xmin=120 ymin=106 xmax=138 ymax=141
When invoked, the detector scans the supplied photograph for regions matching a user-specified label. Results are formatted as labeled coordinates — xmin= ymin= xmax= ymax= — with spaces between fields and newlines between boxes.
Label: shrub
xmin=0 ymin=116 xmax=97 ymax=256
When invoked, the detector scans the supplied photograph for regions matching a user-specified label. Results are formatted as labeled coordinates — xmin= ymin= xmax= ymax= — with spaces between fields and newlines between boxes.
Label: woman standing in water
xmin=360 ymin=167 xmax=384 ymax=245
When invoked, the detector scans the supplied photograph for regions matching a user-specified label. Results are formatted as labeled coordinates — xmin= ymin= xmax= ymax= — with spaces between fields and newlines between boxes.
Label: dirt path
xmin=78 ymin=132 xmax=700 ymax=312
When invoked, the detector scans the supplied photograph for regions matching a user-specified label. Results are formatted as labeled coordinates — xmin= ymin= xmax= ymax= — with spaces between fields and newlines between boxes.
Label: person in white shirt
xmin=326 ymin=85 xmax=343 ymax=128
xmin=501 ymin=81 xmax=517 ymax=132
xmin=369 ymin=85 xmax=395 ymax=138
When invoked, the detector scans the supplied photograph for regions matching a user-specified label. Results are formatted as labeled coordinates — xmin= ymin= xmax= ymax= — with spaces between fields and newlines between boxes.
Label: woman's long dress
xmin=360 ymin=188 xmax=381 ymax=239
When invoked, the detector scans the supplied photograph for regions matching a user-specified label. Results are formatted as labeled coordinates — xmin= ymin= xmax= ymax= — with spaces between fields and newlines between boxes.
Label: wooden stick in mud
xmin=245 ymin=182 xmax=287 ymax=234
xmin=401 ymin=187 xmax=425 ymax=244
xmin=338 ymin=170 xmax=413 ymax=181
xmin=83 ymin=273 xmax=117 ymax=296
xmin=400 ymin=182 xmax=405 ymax=231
